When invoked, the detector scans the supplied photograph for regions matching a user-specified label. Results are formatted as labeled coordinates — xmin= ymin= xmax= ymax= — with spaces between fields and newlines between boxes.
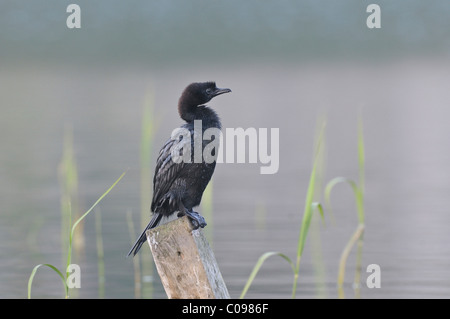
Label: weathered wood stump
xmin=146 ymin=215 xmax=230 ymax=299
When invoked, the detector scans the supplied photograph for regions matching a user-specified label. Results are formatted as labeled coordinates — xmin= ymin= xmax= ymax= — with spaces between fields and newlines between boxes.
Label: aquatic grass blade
xmin=66 ymin=170 xmax=127 ymax=278
xmin=291 ymin=122 xmax=326 ymax=298
xmin=357 ymin=115 xmax=365 ymax=196
xmin=325 ymin=177 xmax=357 ymax=208
xmin=28 ymin=170 xmax=127 ymax=299
xmin=312 ymin=202 xmax=325 ymax=224
xmin=201 ymin=181 xmax=214 ymax=243
xmin=127 ymin=210 xmax=142 ymax=299
xmin=324 ymin=177 xmax=364 ymax=224
xmin=337 ymin=224 xmax=365 ymax=298
xmin=240 ymin=252 xmax=294 ymax=299
xmin=296 ymin=123 xmax=326 ymax=258
xmin=241 ymin=121 xmax=327 ymax=299
xmin=95 ymin=209 xmax=105 ymax=298
xmin=325 ymin=116 xmax=366 ymax=298
xmin=140 ymin=89 xmax=157 ymax=299
xmin=28 ymin=264 xmax=68 ymax=299
xmin=59 ymin=126 xmax=80 ymax=267
xmin=70 ymin=170 xmax=127 ymax=240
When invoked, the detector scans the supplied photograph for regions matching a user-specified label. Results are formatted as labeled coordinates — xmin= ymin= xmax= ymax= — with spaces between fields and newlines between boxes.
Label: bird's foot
xmin=183 ymin=210 xmax=207 ymax=229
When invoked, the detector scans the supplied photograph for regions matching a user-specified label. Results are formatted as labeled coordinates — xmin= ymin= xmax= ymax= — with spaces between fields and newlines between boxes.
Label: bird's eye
xmin=206 ymin=88 xmax=213 ymax=95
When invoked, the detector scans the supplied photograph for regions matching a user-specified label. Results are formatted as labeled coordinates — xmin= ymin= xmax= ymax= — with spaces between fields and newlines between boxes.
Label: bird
xmin=127 ymin=81 xmax=231 ymax=257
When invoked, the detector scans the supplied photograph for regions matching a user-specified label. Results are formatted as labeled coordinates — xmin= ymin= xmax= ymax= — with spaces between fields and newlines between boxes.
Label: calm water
xmin=1 ymin=59 xmax=450 ymax=298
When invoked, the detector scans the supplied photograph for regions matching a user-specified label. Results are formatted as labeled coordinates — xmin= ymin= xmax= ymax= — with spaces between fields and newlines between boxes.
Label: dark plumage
xmin=127 ymin=82 xmax=231 ymax=257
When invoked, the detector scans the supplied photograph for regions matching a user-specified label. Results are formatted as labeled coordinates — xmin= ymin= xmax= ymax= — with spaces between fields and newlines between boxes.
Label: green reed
xmin=325 ymin=115 xmax=365 ymax=298
xmin=241 ymin=115 xmax=366 ymax=299
xmin=240 ymin=120 xmax=326 ymax=299
xmin=27 ymin=129 xmax=127 ymax=298
xmin=138 ymin=87 xmax=157 ymax=298
xmin=27 ymin=171 xmax=126 ymax=299
xmin=58 ymin=126 xmax=80 ymax=268
xmin=127 ymin=210 xmax=142 ymax=298
xmin=201 ymin=181 xmax=214 ymax=243
xmin=95 ymin=209 xmax=105 ymax=299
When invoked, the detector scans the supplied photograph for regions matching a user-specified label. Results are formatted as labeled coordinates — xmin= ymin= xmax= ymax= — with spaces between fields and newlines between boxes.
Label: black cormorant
xmin=127 ymin=82 xmax=231 ymax=257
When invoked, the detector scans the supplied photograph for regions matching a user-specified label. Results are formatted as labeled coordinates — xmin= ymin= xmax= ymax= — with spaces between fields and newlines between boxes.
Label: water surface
xmin=1 ymin=59 xmax=450 ymax=298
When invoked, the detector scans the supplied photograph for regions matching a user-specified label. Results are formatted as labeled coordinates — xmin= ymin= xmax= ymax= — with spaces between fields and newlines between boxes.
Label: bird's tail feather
xmin=127 ymin=213 xmax=163 ymax=257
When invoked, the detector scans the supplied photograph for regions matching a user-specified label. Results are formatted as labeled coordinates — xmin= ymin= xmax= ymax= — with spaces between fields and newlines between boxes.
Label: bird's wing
xmin=151 ymin=128 xmax=193 ymax=212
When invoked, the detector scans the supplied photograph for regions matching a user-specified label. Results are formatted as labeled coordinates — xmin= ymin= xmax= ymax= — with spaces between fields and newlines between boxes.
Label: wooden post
xmin=146 ymin=215 xmax=230 ymax=299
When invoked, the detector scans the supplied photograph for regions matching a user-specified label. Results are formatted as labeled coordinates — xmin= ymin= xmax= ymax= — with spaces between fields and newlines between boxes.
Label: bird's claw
xmin=184 ymin=210 xmax=207 ymax=229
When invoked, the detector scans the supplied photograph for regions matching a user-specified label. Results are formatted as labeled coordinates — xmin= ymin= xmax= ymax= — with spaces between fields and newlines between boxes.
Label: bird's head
xmin=180 ymin=82 xmax=231 ymax=107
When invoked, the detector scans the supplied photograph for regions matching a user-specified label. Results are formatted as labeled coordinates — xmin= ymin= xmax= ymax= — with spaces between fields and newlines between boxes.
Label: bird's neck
xmin=178 ymin=102 xmax=221 ymax=129
xmin=178 ymin=100 xmax=197 ymax=122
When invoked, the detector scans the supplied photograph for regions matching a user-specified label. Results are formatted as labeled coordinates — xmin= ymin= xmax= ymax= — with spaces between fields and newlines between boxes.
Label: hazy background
xmin=1 ymin=0 xmax=450 ymax=298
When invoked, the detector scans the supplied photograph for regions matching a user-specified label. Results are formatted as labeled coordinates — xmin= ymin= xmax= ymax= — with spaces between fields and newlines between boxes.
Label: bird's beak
xmin=212 ymin=87 xmax=232 ymax=97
